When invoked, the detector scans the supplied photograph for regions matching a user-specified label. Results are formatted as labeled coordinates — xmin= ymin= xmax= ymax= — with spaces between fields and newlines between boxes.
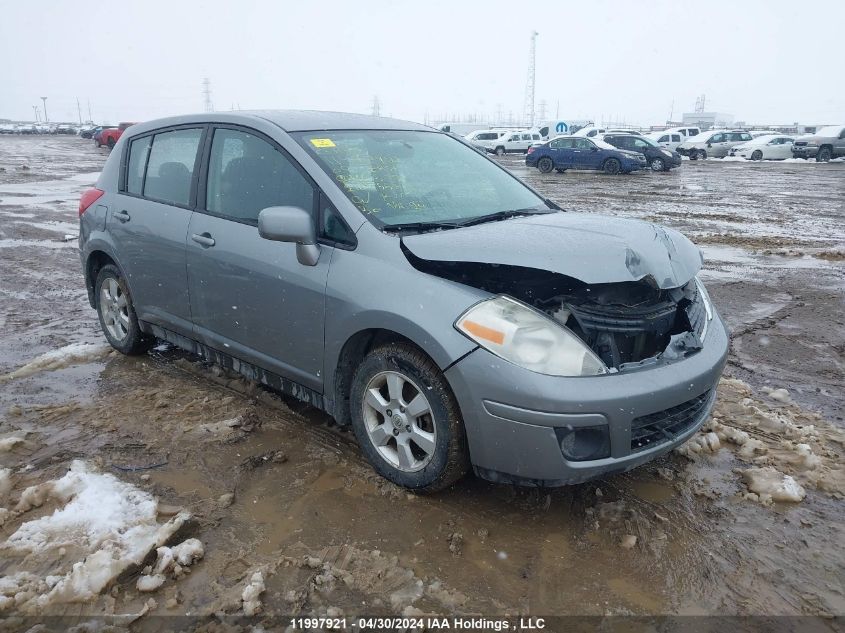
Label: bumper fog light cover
xmin=555 ymin=424 xmax=611 ymax=462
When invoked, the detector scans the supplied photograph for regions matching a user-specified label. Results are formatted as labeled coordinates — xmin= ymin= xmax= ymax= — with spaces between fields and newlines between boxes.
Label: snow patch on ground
xmin=0 ymin=460 xmax=196 ymax=613
xmin=136 ymin=538 xmax=204 ymax=592
xmin=241 ymin=570 xmax=265 ymax=616
xmin=741 ymin=467 xmax=806 ymax=504
xmin=0 ymin=342 xmax=111 ymax=382
xmin=677 ymin=377 xmax=845 ymax=503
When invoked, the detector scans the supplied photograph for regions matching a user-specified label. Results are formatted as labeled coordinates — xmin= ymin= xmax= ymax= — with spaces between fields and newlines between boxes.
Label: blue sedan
xmin=526 ymin=135 xmax=647 ymax=174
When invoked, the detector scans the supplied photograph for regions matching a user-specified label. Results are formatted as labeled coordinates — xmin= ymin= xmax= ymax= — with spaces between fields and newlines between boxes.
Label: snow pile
xmin=0 ymin=461 xmax=196 ymax=613
xmin=0 ymin=433 xmax=27 ymax=452
xmin=136 ymin=538 xmax=205 ymax=592
xmin=0 ymin=342 xmax=111 ymax=383
xmin=741 ymin=467 xmax=806 ymax=504
xmin=242 ymin=571 xmax=266 ymax=616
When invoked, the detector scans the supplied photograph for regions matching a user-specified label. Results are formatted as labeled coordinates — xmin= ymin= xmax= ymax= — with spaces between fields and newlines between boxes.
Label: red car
xmin=97 ymin=122 xmax=137 ymax=149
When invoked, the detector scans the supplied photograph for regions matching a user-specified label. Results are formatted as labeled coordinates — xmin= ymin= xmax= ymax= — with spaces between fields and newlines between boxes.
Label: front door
xmin=186 ymin=126 xmax=330 ymax=390
xmin=575 ymin=138 xmax=603 ymax=169
xmin=108 ymin=126 xmax=204 ymax=336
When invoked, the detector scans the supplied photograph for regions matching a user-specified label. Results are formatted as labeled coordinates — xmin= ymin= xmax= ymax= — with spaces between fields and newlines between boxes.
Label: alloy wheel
xmin=361 ymin=370 xmax=437 ymax=472
xmin=99 ymin=277 xmax=129 ymax=341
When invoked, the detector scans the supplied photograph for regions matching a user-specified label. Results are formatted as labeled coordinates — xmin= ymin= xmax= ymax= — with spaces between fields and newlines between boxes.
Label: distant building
xmin=681 ymin=112 xmax=734 ymax=130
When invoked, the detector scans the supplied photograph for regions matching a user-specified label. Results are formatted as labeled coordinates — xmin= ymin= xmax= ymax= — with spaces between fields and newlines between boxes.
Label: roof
xmin=125 ymin=110 xmax=433 ymax=137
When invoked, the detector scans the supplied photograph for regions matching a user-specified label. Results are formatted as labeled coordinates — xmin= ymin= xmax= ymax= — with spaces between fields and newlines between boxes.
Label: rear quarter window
xmin=125 ymin=136 xmax=151 ymax=195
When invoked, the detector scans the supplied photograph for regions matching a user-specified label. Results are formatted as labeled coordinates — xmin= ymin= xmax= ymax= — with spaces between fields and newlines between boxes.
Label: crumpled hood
xmin=402 ymin=212 xmax=703 ymax=289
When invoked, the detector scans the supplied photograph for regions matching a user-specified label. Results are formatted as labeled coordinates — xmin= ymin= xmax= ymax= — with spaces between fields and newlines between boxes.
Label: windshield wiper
xmin=381 ymin=221 xmax=463 ymax=233
xmin=455 ymin=207 xmax=554 ymax=227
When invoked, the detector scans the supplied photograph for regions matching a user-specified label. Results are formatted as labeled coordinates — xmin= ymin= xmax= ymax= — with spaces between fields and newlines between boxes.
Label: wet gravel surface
xmin=0 ymin=137 xmax=843 ymax=625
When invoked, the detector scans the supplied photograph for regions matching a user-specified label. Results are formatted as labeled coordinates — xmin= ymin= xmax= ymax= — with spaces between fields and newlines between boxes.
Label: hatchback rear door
xmin=109 ymin=126 xmax=204 ymax=336
xmin=185 ymin=125 xmax=331 ymax=391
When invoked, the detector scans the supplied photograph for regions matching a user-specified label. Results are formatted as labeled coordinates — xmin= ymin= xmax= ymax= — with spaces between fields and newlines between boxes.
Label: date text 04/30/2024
xmin=289 ymin=616 xmax=547 ymax=630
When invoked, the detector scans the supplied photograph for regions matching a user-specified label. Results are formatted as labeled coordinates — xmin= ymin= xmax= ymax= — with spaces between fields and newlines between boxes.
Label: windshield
xmin=815 ymin=125 xmax=844 ymax=137
xmin=294 ymin=130 xmax=546 ymax=227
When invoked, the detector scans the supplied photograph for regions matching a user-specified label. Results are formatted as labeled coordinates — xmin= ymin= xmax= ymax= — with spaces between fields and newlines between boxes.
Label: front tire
xmin=495 ymin=146 xmax=505 ymax=156
xmin=349 ymin=343 xmax=469 ymax=493
xmin=697 ymin=149 xmax=707 ymax=160
xmin=95 ymin=264 xmax=152 ymax=355
xmin=751 ymin=150 xmax=763 ymax=161
xmin=817 ymin=147 xmax=832 ymax=162
xmin=603 ymin=158 xmax=621 ymax=175
xmin=537 ymin=157 xmax=554 ymax=173
xmin=650 ymin=157 xmax=665 ymax=172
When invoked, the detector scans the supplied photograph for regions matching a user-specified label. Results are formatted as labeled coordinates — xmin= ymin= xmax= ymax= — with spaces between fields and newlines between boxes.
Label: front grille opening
xmin=552 ymin=281 xmax=704 ymax=369
xmin=630 ymin=390 xmax=712 ymax=453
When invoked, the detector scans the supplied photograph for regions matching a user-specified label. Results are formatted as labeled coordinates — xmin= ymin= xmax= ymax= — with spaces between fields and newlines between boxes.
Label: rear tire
xmin=107 ymin=137 xmax=116 ymax=149
xmin=603 ymin=158 xmax=621 ymax=175
xmin=349 ymin=343 xmax=469 ymax=493
xmin=537 ymin=157 xmax=554 ymax=173
xmin=495 ymin=146 xmax=505 ymax=156
xmin=816 ymin=147 xmax=832 ymax=162
xmin=751 ymin=150 xmax=763 ymax=161
xmin=95 ymin=264 xmax=153 ymax=355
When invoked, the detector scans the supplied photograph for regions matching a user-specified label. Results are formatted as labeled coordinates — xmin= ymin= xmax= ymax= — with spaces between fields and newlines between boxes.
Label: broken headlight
xmin=695 ymin=277 xmax=714 ymax=341
xmin=455 ymin=296 xmax=608 ymax=377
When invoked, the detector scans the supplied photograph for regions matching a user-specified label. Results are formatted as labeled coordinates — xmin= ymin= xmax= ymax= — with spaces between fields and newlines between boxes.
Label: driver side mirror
xmin=258 ymin=206 xmax=320 ymax=266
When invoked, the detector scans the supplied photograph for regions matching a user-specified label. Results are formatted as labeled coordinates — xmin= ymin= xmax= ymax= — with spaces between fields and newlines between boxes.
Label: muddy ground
xmin=0 ymin=136 xmax=843 ymax=630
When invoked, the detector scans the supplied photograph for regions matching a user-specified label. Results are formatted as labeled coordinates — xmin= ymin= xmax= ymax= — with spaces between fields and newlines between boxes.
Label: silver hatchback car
xmin=79 ymin=111 xmax=728 ymax=492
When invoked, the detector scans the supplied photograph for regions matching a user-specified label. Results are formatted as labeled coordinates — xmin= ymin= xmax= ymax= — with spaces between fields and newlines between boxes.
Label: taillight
xmin=79 ymin=188 xmax=104 ymax=217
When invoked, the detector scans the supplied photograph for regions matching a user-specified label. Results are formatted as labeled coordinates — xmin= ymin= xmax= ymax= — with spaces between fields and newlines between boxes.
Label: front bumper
xmin=791 ymin=145 xmax=818 ymax=158
xmin=445 ymin=314 xmax=729 ymax=486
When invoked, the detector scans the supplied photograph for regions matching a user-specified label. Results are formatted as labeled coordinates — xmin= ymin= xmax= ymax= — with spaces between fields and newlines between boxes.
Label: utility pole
xmin=668 ymin=99 xmax=674 ymax=124
xmin=32 ymin=105 xmax=39 ymax=122
xmin=40 ymin=97 xmax=48 ymax=122
xmin=522 ymin=31 xmax=538 ymax=127
xmin=76 ymin=98 xmax=83 ymax=124
xmin=87 ymin=100 xmax=92 ymax=122
xmin=371 ymin=95 xmax=381 ymax=117
xmin=202 ymin=78 xmax=213 ymax=112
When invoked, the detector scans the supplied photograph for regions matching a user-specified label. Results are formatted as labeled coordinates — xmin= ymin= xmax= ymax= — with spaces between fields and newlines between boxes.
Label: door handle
xmin=113 ymin=210 xmax=130 ymax=223
xmin=191 ymin=232 xmax=215 ymax=248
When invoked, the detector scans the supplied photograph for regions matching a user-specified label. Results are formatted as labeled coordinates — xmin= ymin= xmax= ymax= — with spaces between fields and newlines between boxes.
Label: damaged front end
xmin=404 ymin=248 xmax=711 ymax=372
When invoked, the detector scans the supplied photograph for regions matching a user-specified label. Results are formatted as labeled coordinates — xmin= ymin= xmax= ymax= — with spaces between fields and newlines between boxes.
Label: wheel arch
xmin=331 ymin=327 xmax=463 ymax=426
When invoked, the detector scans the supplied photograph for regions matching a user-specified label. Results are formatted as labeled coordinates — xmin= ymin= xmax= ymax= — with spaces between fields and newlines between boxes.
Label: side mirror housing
xmin=258 ymin=206 xmax=320 ymax=266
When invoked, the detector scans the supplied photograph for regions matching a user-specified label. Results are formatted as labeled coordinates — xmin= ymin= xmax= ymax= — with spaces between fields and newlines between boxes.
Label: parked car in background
xmin=677 ymin=130 xmax=752 ymax=160
xmin=791 ymin=125 xmax=845 ymax=162
xmin=729 ymin=135 xmax=795 ymax=160
xmin=0 ymin=124 xmax=15 ymax=134
xmin=602 ymin=133 xmax=682 ymax=171
xmin=488 ymin=130 xmax=542 ymax=155
xmin=79 ymin=110 xmax=725 ymax=491
xmin=464 ymin=129 xmax=506 ymax=152
xmin=93 ymin=127 xmax=116 ymax=147
xmin=527 ymin=135 xmax=646 ymax=174
xmin=648 ymin=131 xmax=684 ymax=151
xmin=98 ymin=122 xmax=137 ymax=149
xmin=573 ymin=126 xmax=642 ymax=138
xmin=748 ymin=130 xmax=781 ymax=138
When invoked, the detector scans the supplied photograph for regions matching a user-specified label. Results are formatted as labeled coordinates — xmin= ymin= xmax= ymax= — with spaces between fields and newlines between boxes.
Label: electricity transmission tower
xmin=202 ymin=78 xmax=213 ymax=112
xmin=522 ymin=31 xmax=538 ymax=127
xmin=694 ymin=94 xmax=706 ymax=113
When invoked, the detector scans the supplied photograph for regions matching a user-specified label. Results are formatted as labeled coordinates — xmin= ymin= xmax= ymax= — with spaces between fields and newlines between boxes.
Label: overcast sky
xmin=1 ymin=0 xmax=842 ymax=127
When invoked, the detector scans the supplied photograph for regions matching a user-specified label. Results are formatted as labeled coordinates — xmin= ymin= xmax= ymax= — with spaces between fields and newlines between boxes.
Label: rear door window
xmin=126 ymin=136 xmax=152 ymax=195
xmin=205 ymin=128 xmax=316 ymax=224
xmin=672 ymin=134 xmax=682 ymax=142
xmin=143 ymin=128 xmax=203 ymax=206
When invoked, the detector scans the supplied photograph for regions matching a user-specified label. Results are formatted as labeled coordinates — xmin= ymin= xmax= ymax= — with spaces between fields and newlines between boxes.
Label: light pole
xmin=40 ymin=97 xmax=49 ymax=122
xmin=32 ymin=105 xmax=40 ymax=122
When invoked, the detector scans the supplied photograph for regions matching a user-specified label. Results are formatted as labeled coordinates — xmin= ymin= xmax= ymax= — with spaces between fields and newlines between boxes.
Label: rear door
xmin=575 ymin=138 xmax=602 ymax=169
xmin=109 ymin=126 xmax=204 ymax=336
xmin=185 ymin=125 xmax=331 ymax=390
